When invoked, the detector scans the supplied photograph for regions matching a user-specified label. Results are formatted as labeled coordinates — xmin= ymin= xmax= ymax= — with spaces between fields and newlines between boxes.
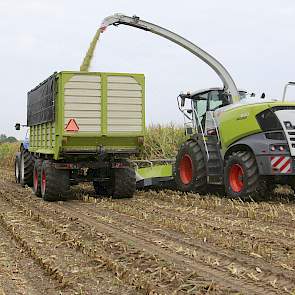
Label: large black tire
xmin=41 ymin=160 xmax=70 ymax=201
xmin=224 ymin=151 xmax=264 ymax=199
xmin=20 ymin=149 xmax=34 ymax=187
xmin=175 ymin=141 xmax=207 ymax=192
xmin=112 ymin=167 xmax=136 ymax=199
xmin=15 ymin=152 xmax=21 ymax=183
xmin=33 ymin=159 xmax=43 ymax=197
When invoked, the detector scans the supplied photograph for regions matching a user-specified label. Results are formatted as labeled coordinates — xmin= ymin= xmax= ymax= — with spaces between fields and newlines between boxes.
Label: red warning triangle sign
xmin=65 ymin=118 xmax=79 ymax=132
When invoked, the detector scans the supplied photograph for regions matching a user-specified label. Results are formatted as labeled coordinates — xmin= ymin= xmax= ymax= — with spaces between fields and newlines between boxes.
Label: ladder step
xmin=208 ymin=168 xmax=223 ymax=174
xmin=207 ymin=175 xmax=223 ymax=185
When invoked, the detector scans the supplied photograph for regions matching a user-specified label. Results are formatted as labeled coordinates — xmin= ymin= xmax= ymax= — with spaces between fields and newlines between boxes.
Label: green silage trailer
xmin=15 ymin=71 xmax=145 ymax=201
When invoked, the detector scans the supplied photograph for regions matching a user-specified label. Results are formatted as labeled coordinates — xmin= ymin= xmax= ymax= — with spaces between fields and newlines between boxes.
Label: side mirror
xmin=15 ymin=123 xmax=21 ymax=130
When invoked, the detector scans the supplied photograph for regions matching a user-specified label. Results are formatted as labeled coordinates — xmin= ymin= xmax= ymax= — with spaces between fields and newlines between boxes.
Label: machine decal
xmin=271 ymin=156 xmax=291 ymax=173
xmin=65 ymin=118 xmax=79 ymax=132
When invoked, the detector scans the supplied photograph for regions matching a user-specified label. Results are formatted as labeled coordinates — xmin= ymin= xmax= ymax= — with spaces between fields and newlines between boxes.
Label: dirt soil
xmin=0 ymin=168 xmax=294 ymax=295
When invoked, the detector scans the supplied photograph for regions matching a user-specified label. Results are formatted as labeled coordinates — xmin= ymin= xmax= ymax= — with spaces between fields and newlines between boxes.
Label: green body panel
xmin=137 ymin=164 xmax=173 ymax=179
xmin=29 ymin=71 xmax=145 ymax=160
xmin=218 ymin=101 xmax=295 ymax=151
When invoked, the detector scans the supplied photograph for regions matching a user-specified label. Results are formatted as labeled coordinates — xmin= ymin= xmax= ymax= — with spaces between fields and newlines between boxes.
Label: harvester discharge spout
xmin=99 ymin=13 xmax=240 ymax=104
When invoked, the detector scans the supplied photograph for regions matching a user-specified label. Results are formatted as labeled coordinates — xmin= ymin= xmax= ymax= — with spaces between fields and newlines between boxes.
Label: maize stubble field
xmin=0 ymin=129 xmax=295 ymax=295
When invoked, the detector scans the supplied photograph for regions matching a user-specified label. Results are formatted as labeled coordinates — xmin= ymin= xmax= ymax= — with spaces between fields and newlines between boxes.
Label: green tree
xmin=0 ymin=134 xmax=17 ymax=143
xmin=0 ymin=134 xmax=7 ymax=142
xmin=6 ymin=136 xmax=17 ymax=143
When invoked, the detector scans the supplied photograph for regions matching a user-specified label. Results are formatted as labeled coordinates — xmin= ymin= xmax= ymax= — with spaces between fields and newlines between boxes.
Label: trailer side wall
xmin=28 ymin=71 xmax=145 ymax=160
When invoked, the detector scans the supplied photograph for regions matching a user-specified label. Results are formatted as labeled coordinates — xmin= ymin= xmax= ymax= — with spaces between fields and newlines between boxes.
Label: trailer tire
xmin=20 ymin=149 xmax=34 ymax=187
xmin=175 ymin=141 xmax=207 ymax=193
xmin=15 ymin=152 xmax=21 ymax=183
xmin=33 ymin=159 xmax=43 ymax=197
xmin=41 ymin=160 xmax=70 ymax=201
xmin=112 ymin=167 xmax=136 ymax=199
xmin=224 ymin=151 xmax=264 ymax=199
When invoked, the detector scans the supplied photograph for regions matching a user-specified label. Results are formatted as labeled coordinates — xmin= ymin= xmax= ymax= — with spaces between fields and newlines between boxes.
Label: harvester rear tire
xmin=15 ymin=152 xmax=21 ymax=183
xmin=33 ymin=158 xmax=43 ymax=197
xmin=20 ymin=149 xmax=34 ymax=187
xmin=40 ymin=160 xmax=70 ymax=202
xmin=112 ymin=167 xmax=136 ymax=199
xmin=175 ymin=140 xmax=207 ymax=193
xmin=224 ymin=151 xmax=264 ymax=199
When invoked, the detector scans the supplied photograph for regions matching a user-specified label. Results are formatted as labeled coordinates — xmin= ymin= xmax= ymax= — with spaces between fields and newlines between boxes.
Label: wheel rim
xmin=229 ymin=164 xmax=244 ymax=192
xmin=33 ymin=166 xmax=38 ymax=193
xmin=179 ymin=154 xmax=193 ymax=185
xmin=41 ymin=169 xmax=46 ymax=195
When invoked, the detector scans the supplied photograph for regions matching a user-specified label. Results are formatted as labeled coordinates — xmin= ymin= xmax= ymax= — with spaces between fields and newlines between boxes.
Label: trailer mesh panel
xmin=27 ymin=73 xmax=56 ymax=126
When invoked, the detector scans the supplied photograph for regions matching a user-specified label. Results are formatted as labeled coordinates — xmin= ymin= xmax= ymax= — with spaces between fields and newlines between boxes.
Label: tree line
xmin=0 ymin=134 xmax=17 ymax=143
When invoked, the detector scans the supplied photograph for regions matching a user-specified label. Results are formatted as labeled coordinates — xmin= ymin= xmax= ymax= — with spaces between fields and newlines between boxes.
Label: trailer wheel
xmin=15 ymin=152 xmax=21 ymax=183
xmin=112 ymin=167 xmax=136 ymax=199
xmin=20 ymin=149 xmax=34 ymax=187
xmin=33 ymin=159 xmax=43 ymax=197
xmin=41 ymin=160 xmax=70 ymax=201
xmin=224 ymin=151 xmax=263 ymax=199
xmin=175 ymin=141 xmax=207 ymax=192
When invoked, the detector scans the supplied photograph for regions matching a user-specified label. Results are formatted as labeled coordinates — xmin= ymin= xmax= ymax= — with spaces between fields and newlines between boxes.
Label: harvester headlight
xmin=270 ymin=145 xmax=276 ymax=151
xmin=279 ymin=146 xmax=285 ymax=151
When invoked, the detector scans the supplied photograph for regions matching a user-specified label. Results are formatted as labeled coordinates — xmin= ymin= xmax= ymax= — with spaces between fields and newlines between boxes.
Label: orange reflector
xmin=65 ymin=118 xmax=79 ymax=132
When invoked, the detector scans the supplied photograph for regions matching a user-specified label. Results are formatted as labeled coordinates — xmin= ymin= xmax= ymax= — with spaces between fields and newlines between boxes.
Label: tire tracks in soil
xmin=92 ymin=195 xmax=295 ymax=272
xmin=61 ymin=200 xmax=294 ymax=294
xmin=0 ymin=224 xmax=59 ymax=295
xmin=1 ymin=171 xmax=294 ymax=294
xmin=1 ymin=188 xmax=230 ymax=295
xmin=0 ymin=194 xmax=140 ymax=295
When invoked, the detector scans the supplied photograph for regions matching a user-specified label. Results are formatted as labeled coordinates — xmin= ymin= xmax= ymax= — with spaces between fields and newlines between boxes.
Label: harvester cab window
xmin=193 ymin=92 xmax=208 ymax=131
xmin=193 ymin=90 xmax=229 ymax=132
xmin=208 ymin=90 xmax=224 ymax=111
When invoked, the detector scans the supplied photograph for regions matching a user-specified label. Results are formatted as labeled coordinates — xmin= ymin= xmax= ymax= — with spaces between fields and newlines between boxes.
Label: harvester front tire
xmin=20 ymin=149 xmax=34 ymax=187
xmin=175 ymin=141 xmax=207 ymax=193
xmin=41 ymin=160 xmax=70 ymax=202
xmin=224 ymin=151 xmax=263 ymax=199
xmin=112 ymin=167 xmax=136 ymax=199
xmin=15 ymin=152 xmax=21 ymax=183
